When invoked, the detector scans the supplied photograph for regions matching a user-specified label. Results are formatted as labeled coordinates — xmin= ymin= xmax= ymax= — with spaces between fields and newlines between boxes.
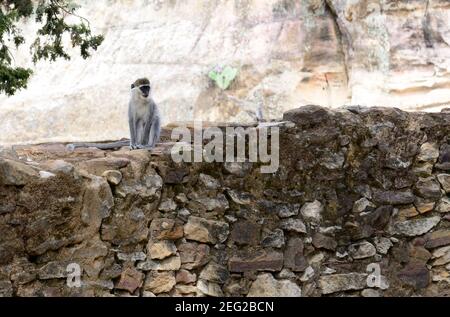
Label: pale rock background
xmin=0 ymin=0 xmax=449 ymax=145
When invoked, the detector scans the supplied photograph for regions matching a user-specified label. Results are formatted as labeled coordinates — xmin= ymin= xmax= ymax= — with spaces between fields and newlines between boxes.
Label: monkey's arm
xmin=128 ymin=105 xmax=137 ymax=149
xmin=66 ymin=140 xmax=130 ymax=151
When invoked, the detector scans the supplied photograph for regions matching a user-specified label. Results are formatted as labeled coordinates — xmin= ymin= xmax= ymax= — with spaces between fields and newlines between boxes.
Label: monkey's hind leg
xmin=147 ymin=116 xmax=161 ymax=149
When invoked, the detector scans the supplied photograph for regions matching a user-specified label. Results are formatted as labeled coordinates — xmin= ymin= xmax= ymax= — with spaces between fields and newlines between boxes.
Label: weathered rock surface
xmin=144 ymin=271 xmax=176 ymax=294
xmin=178 ymin=242 xmax=210 ymax=270
xmin=0 ymin=158 xmax=38 ymax=185
xmin=373 ymin=190 xmax=415 ymax=205
xmin=425 ymin=230 xmax=450 ymax=249
xmin=300 ymin=200 xmax=323 ymax=224
xmin=393 ymin=217 xmax=441 ymax=237
xmin=184 ymin=216 xmax=229 ymax=244
xmin=247 ymin=273 xmax=301 ymax=297
xmin=116 ymin=267 xmax=144 ymax=294
xmin=284 ymin=238 xmax=308 ymax=272
xmin=137 ymin=256 xmax=181 ymax=272
xmin=147 ymin=241 xmax=177 ymax=260
xmin=229 ymin=250 xmax=284 ymax=273
xmin=319 ymin=273 xmax=367 ymax=295
xmin=348 ymin=241 xmax=376 ymax=259
xmin=0 ymin=106 xmax=449 ymax=297
xmin=1 ymin=0 xmax=450 ymax=146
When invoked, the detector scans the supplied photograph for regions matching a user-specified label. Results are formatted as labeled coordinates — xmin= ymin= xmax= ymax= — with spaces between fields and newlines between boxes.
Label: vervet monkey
xmin=128 ymin=78 xmax=161 ymax=149
xmin=67 ymin=78 xmax=161 ymax=151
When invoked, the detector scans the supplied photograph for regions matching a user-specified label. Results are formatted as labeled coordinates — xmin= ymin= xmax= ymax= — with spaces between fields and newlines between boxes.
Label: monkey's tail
xmin=66 ymin=140 xmax=130 ymax=151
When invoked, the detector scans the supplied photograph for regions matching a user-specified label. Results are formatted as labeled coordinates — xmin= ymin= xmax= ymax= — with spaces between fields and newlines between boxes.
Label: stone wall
xmin=0 ymin=105 xmax=450 ymax=297
xmin=0 ymin=0 xmax=449 ymax=145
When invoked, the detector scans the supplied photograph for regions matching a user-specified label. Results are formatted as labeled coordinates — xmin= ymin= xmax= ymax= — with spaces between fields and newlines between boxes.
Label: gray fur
xmin=128 ymin=78 xmax=161 ymax=149
xmin=66 ymin=77 xmax=161 ymax=152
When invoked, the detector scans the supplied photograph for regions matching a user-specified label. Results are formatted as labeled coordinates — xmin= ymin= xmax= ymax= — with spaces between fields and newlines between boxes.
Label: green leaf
xmin=208 ymin=65 xmax=238 ymax=90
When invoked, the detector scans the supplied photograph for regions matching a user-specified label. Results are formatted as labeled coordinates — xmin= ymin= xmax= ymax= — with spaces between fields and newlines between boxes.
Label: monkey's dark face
xmin=139 ymin=84 xmax=151 ymax=98
xmin=131 ymin=83 xmax=151 ymax=99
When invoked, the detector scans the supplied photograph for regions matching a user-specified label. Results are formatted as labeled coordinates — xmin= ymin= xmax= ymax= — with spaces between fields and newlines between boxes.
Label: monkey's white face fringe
xmin=170 ymin=122 xmax=280 ymax=174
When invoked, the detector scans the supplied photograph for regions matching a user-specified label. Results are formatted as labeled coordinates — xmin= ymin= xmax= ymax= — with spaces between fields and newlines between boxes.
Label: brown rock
xmin=284 ymin=238 xmax=308 ymax=272
xmin=437 ymin=174 xmax=450 ymax=193
xmin=115 ymin=267 xmax=144 ymax=294
xmin=164 ymin=168 xmax=189 ymax=184
xmin=114 ymin=172 xmax=163 ymax=200
xmin=0 ymin=158 xmax=38 ymax=185
xmin=425 ymin=230 xmax=450 ymax=249
xmin=393 ymin=216 xmax=441 ymax=237
xmin=398 ymin=205 xmax=419 ymax=219
xmin=409 ymin=246 xmax=431 ymax=264
xmin=414 ymin=177 xmax=442 ymax=199
xmin=348 ymin=241 xmax=376 ymax=259
xmin=175 ymin=284 xmax=198 ymax=295
xmin=226 ymin=190 xmax=253 ymax=205
xmin=178 ymin=242 xmax=210 ymax=269
xmin=197 ymin=279 xmax=223 ymax=297
xmin=81 ymin=176 xmax=114 ymax=222
xmin=398 ymin=263 xmax=430 ymax=290
xmin=137 ymin=255 xmax=181 ymax=271
xmin=143 ymin=271 xmax=176 ymax=294
xmin=194 ymin=195 xmax=229 ymax=212
xmin=176 ymin=269 xmax=197 ymax=284
xmin=77 ymin=157 xmax=129 ymax=175
xmin=38 ymin=261 xmax=70 ymax=279
xmin=158 ymin=199 xmax=177 ymax=212
xmin=199 ymin=262 xmax=229 ymax=284
xmin=22 ymin=175 xmax=104 ymax=257
xmin=312 ymin=233 xmax=337 ymax=251
xmin=279 ymin=218 xmax=307 ymax=233
xmin=198 ymin=173 xmax=220 ymax=189
xmin=437 ymin=197 xmax=450 ymax=213
xmin=417 ymin=143 xmax=439 ymax=163
xmin=415 ymin=200 xmax=435 ymax=214
xmin=184 ymin=216 xmax=229 ymax=244
xmin=102 ymin=170 xmax=123 ymax=185
xmin=150 ymin=218 xmax=184 ymax=241
xmin=247 ymin=273 xmax=302 ymax=297
xmin=319 ymin=273 xmax=367 ymax=294
xmin=261 ymin=229 xmax=285 ymax=248
xmin=230 ymin=221 xmax=260 ymax=246
xmin=373 ymin=190 xmax=415 ymax=205
xmin=147 ymin=240 xmax=177 ymax=260
xmin=100 ymin=264 xmax=122 ymax=280
xmin=0 ymin=280 xmax=13 ymax=297
xmin=229 ymin=249 xmax=283 ymax=273
xmin=361 ymin=205 xmax=392 ymax=229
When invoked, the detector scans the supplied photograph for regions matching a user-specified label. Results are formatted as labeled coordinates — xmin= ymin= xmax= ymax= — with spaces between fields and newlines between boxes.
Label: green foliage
xmin=208 ymin=65 xmax=238 ymax=90
xmin=0 ymin=0 xmax=104 ymax=96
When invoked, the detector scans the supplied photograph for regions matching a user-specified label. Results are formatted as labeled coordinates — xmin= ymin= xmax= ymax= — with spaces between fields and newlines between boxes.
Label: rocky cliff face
xmin=0 ymin=0 xmax=449 ymax=145
xmin=0 ymin=106 xmax=450 ymax=297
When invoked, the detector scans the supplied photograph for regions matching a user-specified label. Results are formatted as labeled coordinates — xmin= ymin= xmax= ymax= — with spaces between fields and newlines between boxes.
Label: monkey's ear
xmin=131 ymin=84 xmax=135 ymax=89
